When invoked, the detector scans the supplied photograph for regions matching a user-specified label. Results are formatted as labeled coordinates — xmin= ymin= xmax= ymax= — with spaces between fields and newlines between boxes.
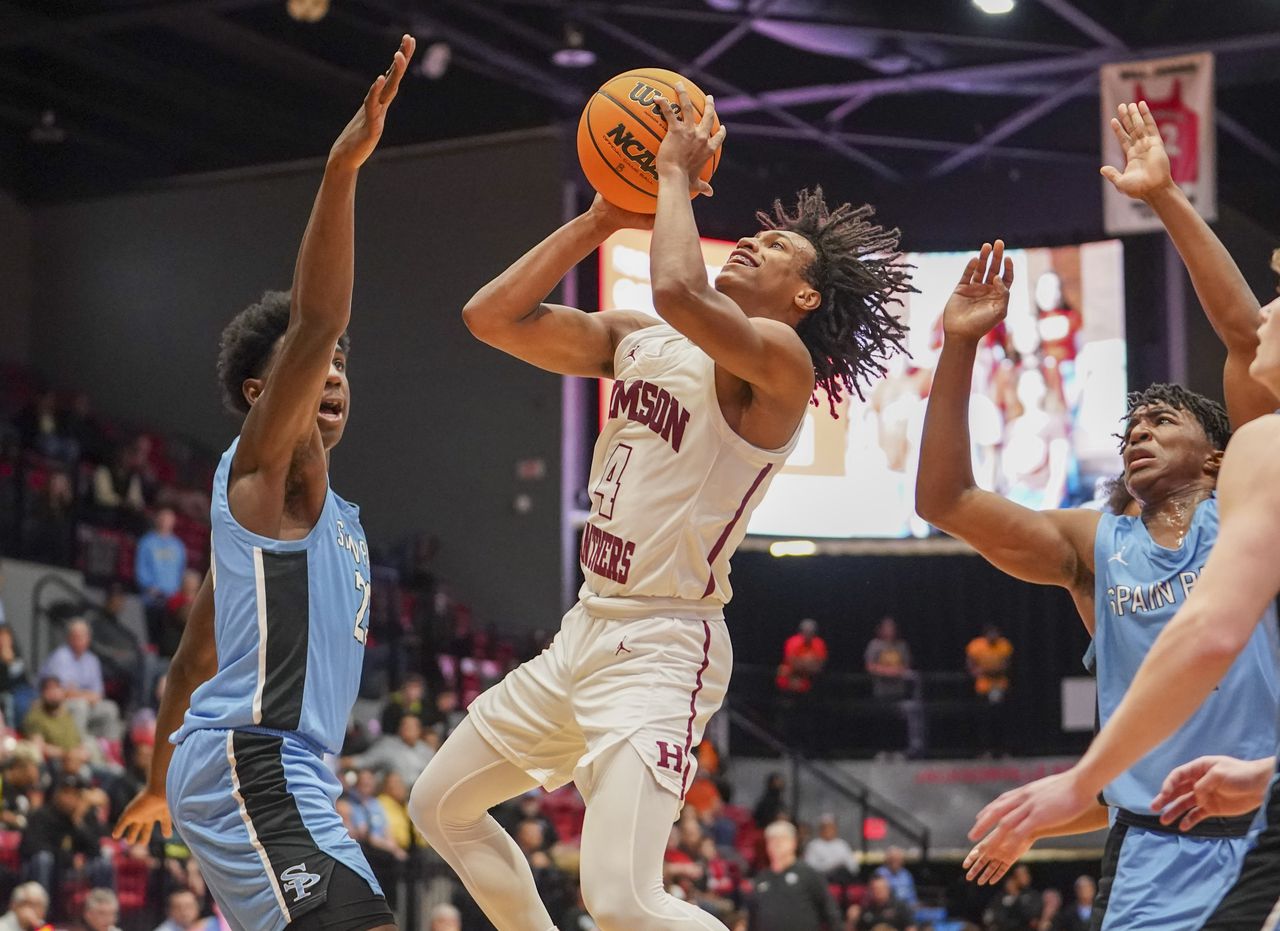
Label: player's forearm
xmin=1033 ymin=802 xmax=1109 ymax=839
xmin=143 ymin=654 xmax=212 ymax=797
xmin=289 ymin=164 xmax=358 ymax=339
xmin=462 ymin=211 xmax=614 ymax=335
xmin=1145 ymin=184 xmax=1260 ymax=350
xmin=915 ymin=337 xmax=981 ymax=525
xmin=1074 ymin=602 xmax=1241 ymax=794
xmin=650 ymin=168 xmax=713 ymax=315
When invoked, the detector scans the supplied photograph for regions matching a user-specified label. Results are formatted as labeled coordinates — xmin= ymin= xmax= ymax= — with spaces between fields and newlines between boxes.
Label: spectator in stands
xmin=0 ymin=743 xmax=41 ymax=830
xmin=753 ymin=772 xmax=787 ymax=828
xmin=20 ymin=772 xmax=112 ymax=903
xmin=847 ymin=875 xmax=916 ymax=931
xmin=39 ymin=618 xmax=122 ymax=741
xmin=73 ymin=888 xmax=121 ymax=931
xmin=136 ymin=508 xmax=186 ymax=645
xmin=864 ymin=617 xmax=926 ymax=758
xmin=153 ymin=889 xmax=203 ymax=931
xmin=1052 ymin=876 xmax=1094 ymax=931
xmin=426 ymin=688 xmax=464 ymax=743
xmin=0 ymin=881 xmax=49 ymax=931
xmin=376 ymin=769 xmax=416 ymax=854
xmin=749 ymin=821 xmax=841 ymax=931
xmin=64 ymin=393 xmax=108 ymax=467
xmin=22 ymin=675 xmax=83 ymax=761
xmin=380 ymin=673 xmax=427 ymax=735
xmin=21 ymin=468 xmax=75 ymax=566
xmin=343 ymin=768 xmax=407 ymax=908
xmin=777 ymin=618 xmax=828 ymax=694
xmin=804 ymin=813 xmax=859 ymax=884
xmin=966 ymin=623 xmax=1014 ymax=756
xmin=160 ymin=570 xmax=202 ymax=659
xmin=348 ymin=713 xmax=434 ymax=785
xmin=498 ymin=790 xmax=560 ymax=851
xmin=14 ymin=389 xmax=77 ymax=465
xmin=515 ymin=818 xmax=571 ymax=922
xmin=108 ymin=730 xmax=153 ymax=822
xmin=1037 ymin=888 xmax=1063 ymax=931
xmin=874 ymin=846 xmax=918 ymax=908
xmin=91 ymin=445 xmax=147 ymax=532
xmin=428 ymin=904 xmax=462 ymax=931
xmin=985 ymin=865 xmax=1042 ymax=931
xmin=699 ymin=835 xmax=738 ymax=914
xmin=0 ymin=624 xmax=34 ymax=729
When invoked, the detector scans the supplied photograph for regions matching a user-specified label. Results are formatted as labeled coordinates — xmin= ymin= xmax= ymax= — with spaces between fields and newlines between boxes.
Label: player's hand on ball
xmin=1152 ymin=755 xmax=1272 ymax=832
xmin=588 ymin=193 xmax=655 ymax=232
xmin=653 ymin=84 xmax=724 ymax=198
xmin=113 ymin=788 xmax=172 ymax=847
xmin=1100 ymin=101 xmax=1174 ymax=203
xmin=942 ymin=240 xmax=1015 ymax=342
xmin=963 ymin=826 xmax=1035 ymax=886
xmin=328 ymin=34 xmax=415 ymax=173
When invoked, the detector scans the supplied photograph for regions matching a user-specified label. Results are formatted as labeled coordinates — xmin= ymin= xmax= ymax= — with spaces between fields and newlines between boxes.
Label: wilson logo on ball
xmin=603 ymin=123 xmax=658 ymax=180
xmin=627 ymin=81 xmax=683 ymax=121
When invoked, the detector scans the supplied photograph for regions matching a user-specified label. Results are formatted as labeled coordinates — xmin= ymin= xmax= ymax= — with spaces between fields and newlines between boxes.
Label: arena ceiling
xmin=4 ymin=0 xmax=1280 ymax=227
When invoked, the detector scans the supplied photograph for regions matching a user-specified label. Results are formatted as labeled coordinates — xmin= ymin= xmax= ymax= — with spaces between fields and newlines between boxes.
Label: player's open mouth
xmin=319 ymin=398 xmax=344 ymax=422
xmin=726 ymin=249 xmax=758 ymax=268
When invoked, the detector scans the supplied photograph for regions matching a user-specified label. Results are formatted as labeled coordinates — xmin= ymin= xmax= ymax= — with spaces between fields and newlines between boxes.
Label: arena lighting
xmin=552 ymin=23 xmax=597 ymax=68
xmin=285 ymin=0 xmax=328 ymax=23
xmin=418 ymin=40 xmax=452 ymax=80
xmin=768 ymin=540 xmax=818 ymax=558
xmin=973 ymin=0 xmax=1016 ymax=13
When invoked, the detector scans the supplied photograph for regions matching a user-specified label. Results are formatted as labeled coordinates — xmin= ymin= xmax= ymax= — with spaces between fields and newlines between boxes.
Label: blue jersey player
xmin=113 ymin=35 xmax=415 ymax=931
xmin=918 ymin=103 xmax=1280 ymax=930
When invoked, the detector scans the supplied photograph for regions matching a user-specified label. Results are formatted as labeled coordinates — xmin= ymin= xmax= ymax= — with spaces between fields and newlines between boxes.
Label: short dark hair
xmin=216 ymin=290 xmax=350 ymax=415
xmin=1122 ymin=383 xmax=1231 ymax=451
xmin=757 ymin=188 xmax=915 ymax=416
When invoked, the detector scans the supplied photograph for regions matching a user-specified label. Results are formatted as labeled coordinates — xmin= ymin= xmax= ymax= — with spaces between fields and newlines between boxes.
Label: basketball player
xmin=970 ymin=246 xmax=1280 ymax=930
xmin=916 ymin=103 xmax=1280 ymax=930
xmin=111 ymin=36 xmax=415 ymax=931
xmin=408 ymin=87 xmax=913 ymax=931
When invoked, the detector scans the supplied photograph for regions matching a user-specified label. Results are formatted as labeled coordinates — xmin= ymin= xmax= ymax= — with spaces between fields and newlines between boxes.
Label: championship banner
xmin=1101 ymin=52 xmax=1216 ymax=235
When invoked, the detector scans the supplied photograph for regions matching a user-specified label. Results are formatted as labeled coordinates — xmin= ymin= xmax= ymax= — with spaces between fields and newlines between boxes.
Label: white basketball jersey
xmin=579 ymin=323 xmax=800 ymax=616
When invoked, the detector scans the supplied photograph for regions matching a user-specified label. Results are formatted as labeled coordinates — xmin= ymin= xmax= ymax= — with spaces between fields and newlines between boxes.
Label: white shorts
xmin=468 ymin=602 xmax=731 ymax=803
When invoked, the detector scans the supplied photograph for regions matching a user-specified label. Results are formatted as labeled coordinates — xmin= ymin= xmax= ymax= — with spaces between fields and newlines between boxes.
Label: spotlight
xmin=286 ymin=0 xmax=328 ymax=23
xmin=973 ymin=0 xmax=1016 ymax=13
xmin=30 ymin=110 xmax=66 ymax=144
xmin=769 ymin=540 xmax=818 ymax=558
xmin=552 ymin=23 xmax=596 ymax=68
xmin=418 ymin=40 xmax=451 ymax=80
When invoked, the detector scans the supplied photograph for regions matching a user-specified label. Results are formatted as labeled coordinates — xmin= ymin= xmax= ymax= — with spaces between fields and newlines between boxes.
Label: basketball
xmin=576 ymin=68 xmax=723 ymax=214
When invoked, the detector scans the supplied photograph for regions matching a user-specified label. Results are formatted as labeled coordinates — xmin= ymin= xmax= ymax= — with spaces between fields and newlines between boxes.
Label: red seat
xmin=113 ymin=844 xmax=152 ymax=911
xmin=0 ymin=830 xmax=20 ymax=872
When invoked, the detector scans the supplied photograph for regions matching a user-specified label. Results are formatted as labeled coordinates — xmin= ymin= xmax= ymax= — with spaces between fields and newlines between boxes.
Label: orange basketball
xmin=576 ymin=68 xmax=723 ymax=214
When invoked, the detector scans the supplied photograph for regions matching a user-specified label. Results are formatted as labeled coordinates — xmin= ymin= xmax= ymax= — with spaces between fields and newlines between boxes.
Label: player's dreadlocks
xmin=216 ymin=290 xmax=351 ymax=415
xmin=1121 ymin=383 xmax=1231 ymax=451
xmin=758 ymin=188 xmax=916 ymax=417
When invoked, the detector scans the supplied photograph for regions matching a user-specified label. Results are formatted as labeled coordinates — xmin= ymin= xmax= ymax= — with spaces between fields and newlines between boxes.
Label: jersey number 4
xmin=353 ymin=570 xmax=371 ymax=644
xmin=592 ymin=443 xmax=633 ymax=519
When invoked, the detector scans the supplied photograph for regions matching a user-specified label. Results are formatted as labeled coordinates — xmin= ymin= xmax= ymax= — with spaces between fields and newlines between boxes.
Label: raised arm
xmin=969 ymin=416 xmax=1280 ymax=846
xmin=235 ymin=36 xmax=413 ymax=484
xmin=649 ymin=89 xmax=815 ymax=425
xmin=113 ymin=571 xmax=217 ymax=845
xmin=1103 ymin=101 xmax=1277 ymax=428
xmin=915 ymin=243 xmax=1100 ymax=605
xmin=461 ymin=195 xmax=657 ymax=377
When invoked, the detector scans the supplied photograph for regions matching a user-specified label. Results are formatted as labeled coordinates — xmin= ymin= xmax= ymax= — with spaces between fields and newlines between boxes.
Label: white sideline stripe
xmin=251 ymin=546 xmax=267 ymax=724
xmin=226 ymin=731 xmax=291 ymax=923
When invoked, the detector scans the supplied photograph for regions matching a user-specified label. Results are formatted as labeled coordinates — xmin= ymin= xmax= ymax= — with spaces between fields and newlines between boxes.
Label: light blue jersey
xmin=174 ymin=437 xmax=373 ymax=755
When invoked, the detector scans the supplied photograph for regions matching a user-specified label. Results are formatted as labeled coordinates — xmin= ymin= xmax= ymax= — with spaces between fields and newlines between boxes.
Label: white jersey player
xmin=409 ymin=88 xmax=914 ymax=931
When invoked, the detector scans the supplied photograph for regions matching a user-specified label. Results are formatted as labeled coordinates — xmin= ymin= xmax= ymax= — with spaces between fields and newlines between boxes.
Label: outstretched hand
xmin=113 ymin=787 xmax=172 ymax=847
xmin=963 ymin=825 xmax=1036 ymax=886
xmin=942 ymin=240 xmax=1014 ymax=342
xmin=969 ymin=769 xmax=1096 ymax=852
xmin=653 ymin=83 xmax=724 ymax=198
xmin=328 ymin=34 xmax=416 ymax=173
xmin=1152 ymin=755 xmax=1271 ymax=832
xmin=1100 ymin=101 xmax=1174 ymax=202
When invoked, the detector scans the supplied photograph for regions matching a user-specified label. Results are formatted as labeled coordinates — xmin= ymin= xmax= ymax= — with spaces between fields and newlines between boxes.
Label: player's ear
xmin=1204 ymin=448 xmax=1225 ymax=478
xmin=794 ymin=287 xmax=821 ymax=315
xmin=242 ymin=378 xmax=265 ymax=408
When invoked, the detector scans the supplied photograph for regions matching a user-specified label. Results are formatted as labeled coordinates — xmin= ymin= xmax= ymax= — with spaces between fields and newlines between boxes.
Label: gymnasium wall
xmin=26 ymin=129 xmax=567 ymax=630
xmin=0 ymin=189 xmax=32 ymax=366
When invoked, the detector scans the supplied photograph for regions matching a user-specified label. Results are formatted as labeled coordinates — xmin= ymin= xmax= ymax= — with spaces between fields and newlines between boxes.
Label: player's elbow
xmin=460 ymin=296 xmax=496 ymax=341
xmin=914 ymin=487 xmax=958 ymax=529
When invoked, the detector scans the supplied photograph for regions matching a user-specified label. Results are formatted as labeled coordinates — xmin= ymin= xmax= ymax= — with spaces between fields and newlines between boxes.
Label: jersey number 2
xmin=592 ymin=443 xmax=633 ymax=519
xmin=353 ymin=571 xmax=371 ymax=644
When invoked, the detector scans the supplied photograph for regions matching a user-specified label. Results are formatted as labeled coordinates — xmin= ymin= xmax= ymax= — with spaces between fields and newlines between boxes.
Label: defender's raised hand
xmin=1101 ymin=101 xmax=1174 ymax=202
xmin=942 ymin=240 xmax=1015 ymax=342
xmin=329 ymin=34 xmax=415 ymax=173
xmin=653 ymin=83 xmax=724 ymax=197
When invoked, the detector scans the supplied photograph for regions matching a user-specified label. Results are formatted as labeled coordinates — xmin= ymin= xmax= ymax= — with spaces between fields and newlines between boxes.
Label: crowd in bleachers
xmin=0 ymin=370 xmax=1099 ymax=930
